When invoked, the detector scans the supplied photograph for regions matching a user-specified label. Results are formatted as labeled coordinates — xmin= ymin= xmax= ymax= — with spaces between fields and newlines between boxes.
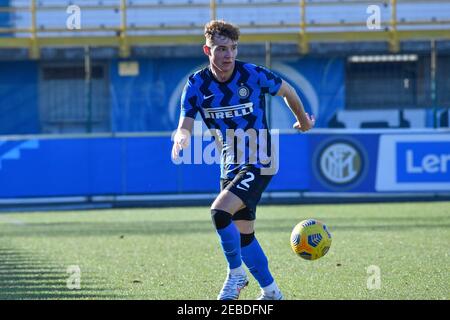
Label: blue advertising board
xmin=309 ymin=133 xmax=379 ymax=192
xmin=0 ymin=131 xmax=448 ymax=199
xmin=376 ymin=134 xmax=450 ymax=191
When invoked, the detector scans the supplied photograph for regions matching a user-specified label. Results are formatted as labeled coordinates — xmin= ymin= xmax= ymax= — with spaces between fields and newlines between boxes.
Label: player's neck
xmin=209 ymin=64 xmax=234 ymax=83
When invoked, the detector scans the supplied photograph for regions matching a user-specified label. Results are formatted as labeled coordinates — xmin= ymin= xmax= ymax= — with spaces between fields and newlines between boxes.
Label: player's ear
xmin=203 ymin=44 xmax=211 ymax=56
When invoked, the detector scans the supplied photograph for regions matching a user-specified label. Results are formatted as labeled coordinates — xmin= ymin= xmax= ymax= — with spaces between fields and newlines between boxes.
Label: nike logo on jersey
xmin=203 ymin=94 xmax=215 ymax=100
xmin=204 ymin=103 xmax=253 ymax=119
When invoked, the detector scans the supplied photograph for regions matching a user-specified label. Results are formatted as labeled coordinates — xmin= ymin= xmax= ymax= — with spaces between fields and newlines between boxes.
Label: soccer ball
xmin=290 ymin=219 xmax=332 ymax=260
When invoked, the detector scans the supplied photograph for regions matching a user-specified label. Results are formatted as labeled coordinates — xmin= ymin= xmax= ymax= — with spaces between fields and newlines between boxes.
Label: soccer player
xmin=171 ymin=20 xmax=315 ymax=300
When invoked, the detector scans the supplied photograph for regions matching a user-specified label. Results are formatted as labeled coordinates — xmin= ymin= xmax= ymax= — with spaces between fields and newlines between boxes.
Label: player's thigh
xmin=211 ymin=189 xmax=245 ymax=214
xmin=221 ymin=169 xmax=272 ymax=218
xmin=234 ymin=219 xmax=254 ymax=234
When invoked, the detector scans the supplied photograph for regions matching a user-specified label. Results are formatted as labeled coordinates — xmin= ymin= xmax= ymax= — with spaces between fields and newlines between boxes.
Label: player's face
xmin=206 ymin=36 xmax=238 ymax=74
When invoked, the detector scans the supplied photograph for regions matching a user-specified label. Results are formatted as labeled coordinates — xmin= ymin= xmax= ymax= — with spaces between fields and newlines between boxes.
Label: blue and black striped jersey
xmin=180 ymin=60 xmax=282 ymax=179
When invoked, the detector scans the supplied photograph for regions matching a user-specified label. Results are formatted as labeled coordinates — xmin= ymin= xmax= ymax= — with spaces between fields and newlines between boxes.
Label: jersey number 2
xmin=236 ymin=172 xmax=255 ymax=191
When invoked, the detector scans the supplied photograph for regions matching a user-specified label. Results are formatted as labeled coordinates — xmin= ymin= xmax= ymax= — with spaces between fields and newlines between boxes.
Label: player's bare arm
xmin=171 ymin=116 xmax=194 ymax=160
xmin=276 ymin=79 xmax=316 ymax=132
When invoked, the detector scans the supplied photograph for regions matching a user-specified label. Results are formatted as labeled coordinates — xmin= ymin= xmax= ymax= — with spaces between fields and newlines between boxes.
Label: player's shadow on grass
xmin=0 ymin=247 xmax=120 ymax=299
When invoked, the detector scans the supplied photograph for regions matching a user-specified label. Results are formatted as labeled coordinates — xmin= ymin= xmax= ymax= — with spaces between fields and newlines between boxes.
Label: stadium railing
xmin=0 ymin=0 xmax=449 ymax=58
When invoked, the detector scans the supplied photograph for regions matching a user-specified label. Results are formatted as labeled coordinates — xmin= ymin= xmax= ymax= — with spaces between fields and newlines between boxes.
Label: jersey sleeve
xmin=257 ymin=66 xmax=282 ymax=96
xmin=180 ymin=76 xmax=200 ymax=119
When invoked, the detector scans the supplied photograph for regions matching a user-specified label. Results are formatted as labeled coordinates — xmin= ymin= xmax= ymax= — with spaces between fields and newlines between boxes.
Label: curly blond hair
xmin=204 ymin=20 xmax=240 ymax=45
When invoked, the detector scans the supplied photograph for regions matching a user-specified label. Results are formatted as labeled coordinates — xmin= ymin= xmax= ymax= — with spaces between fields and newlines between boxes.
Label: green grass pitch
xmin=0 ymin=201 xmax=449 ymax=300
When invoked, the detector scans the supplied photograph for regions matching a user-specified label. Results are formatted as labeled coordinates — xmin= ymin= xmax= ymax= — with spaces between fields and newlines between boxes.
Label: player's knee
xmin=240 ymin=232 xmax=255 ymax=247
xmin=234 ymin=218 xmax=255 ymax=234
xmin=211 ymin=209 xmax=232 ymax=229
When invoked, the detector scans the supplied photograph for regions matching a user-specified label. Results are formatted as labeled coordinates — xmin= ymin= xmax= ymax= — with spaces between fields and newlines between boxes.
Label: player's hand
xmin=293 ymin=113 xmax=315 ymax=132
xmin=171 ymin=129 xmax=191 ymax=160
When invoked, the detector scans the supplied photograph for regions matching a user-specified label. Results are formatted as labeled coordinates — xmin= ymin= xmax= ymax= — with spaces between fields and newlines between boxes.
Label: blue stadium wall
xmin=0 ymin=61 xmax=40 ymax=135
xmin=0 ymin=131 xmax=449 ymax=200
xmin=0 ymin=57 xmax=344 ymax=134
xmin=117 ymin=57 xmax=344 ymax=130
xmin=0 ymin=0 xmax=10 ymax=36
xmin=2 ymin=56 xmax=446 ymax=135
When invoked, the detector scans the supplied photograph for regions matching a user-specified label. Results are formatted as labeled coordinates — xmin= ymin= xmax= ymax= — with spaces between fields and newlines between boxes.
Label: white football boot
xmin=217 ymin=272 xmax=249 ymax=300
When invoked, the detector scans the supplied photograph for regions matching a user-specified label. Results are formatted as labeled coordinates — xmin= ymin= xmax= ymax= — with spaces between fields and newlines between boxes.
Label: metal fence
xmin=0 ymin=0 xmax=449 ymax=58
